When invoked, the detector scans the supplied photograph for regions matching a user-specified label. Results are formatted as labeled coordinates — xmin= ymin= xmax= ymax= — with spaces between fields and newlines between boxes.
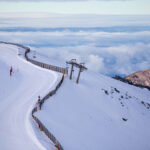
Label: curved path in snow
xmin=0 ymin=43 xmax=58 ymax=150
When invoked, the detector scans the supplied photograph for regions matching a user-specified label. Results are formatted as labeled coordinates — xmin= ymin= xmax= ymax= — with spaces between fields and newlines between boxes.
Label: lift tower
xmin=66 ymin=59 xmax=87 ymax=84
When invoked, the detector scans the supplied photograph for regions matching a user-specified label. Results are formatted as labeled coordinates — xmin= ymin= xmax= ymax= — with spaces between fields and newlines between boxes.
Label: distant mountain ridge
xmin=125 ymin=69 xmax=150 ymax=87
xmin=113 ymin=69 xmax=150 ymax=90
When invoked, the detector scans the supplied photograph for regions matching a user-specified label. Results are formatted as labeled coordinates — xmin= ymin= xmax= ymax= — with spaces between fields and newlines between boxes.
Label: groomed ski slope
xmin=0 ymin=43 xmax=61 ymax=150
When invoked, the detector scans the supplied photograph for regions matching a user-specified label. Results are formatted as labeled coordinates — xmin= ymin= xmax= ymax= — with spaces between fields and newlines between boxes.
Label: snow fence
xmin=24 ymin=46 xmax=68 ymax=75
xmin=31 ymin=75 xmax=64 ymax=150
xmin=24 ymin=43 xmax=65 ymax=150
xmin=0 ymin=41 xmax=68 ymax=75
xmin=0 ymin=41 xmax=64 ymax=150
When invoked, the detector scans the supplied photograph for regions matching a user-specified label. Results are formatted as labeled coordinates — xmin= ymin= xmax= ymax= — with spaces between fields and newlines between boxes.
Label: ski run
xmin=1 ymin=43 xmax=150 ymax=150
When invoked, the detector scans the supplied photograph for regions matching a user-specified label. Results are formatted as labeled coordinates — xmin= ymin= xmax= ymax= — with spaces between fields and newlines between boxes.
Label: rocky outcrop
xmin=125 ymin=69 xmax=150 ymax=87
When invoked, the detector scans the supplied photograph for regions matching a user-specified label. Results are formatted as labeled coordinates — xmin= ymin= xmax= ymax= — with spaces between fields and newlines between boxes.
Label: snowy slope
xmin=0 ymin=43 xmax=61 ymax=150
xmin=35 ymin=65 xmax=150 ymax=150
xmin=1 ymin=43 xmax=150 ymax=150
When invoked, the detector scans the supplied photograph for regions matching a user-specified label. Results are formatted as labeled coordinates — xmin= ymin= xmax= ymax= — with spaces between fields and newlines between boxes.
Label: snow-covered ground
xmin=35 ymin=62 xmax=150 ymax=150
xmin=1 ymin=43 xmax=150 ymax=150
xmin=0 ymin=43 xmax=61 ymax=150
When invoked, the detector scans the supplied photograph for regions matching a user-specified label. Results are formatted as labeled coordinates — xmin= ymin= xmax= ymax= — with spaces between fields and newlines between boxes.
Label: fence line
xmin=31 ymin=75 xmax=64 ymax=150
xmin=0 ymin=41 xmax=64 ymax=150
xmin=24 ymin=44 xmax=65 ymax=150
xmin=0 ymin=41 xmax=68 ymax=74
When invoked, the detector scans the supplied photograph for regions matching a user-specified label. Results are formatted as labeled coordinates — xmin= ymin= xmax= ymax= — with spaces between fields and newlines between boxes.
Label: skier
xmin=10 ymin=66 xmax=13 ymax=76
xmin=36 ymin=96 xmax=41 ymax=111
xmin=54 ymin=144 xmax=59 ymax=150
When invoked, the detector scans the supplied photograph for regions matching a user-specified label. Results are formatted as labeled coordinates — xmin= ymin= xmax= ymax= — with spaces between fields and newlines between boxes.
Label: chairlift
xmin=66 ymin=59 xmax=87 ymax=83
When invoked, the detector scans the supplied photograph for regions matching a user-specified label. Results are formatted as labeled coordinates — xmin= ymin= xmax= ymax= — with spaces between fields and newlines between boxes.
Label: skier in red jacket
xmin=10 ymin=66 xmax=13 ymax=76
xmin=54 ymin=144 xmax=59 ymax=150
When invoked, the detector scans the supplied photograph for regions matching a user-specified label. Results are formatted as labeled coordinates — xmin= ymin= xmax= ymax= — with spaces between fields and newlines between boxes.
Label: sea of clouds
xmin=0 ymin=14 xmax=150 ymax=76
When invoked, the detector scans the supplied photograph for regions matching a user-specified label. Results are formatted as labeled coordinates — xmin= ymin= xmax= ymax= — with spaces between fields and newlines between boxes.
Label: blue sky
xmin=0 ymin=0 xmax=150 ymax=15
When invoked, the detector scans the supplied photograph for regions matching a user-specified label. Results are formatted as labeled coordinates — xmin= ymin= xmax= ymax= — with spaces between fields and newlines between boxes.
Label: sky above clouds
xmin=0 ymin=0 xmax=150 ymax=14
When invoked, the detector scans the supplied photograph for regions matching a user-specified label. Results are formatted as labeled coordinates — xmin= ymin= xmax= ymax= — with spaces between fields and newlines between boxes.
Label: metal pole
xmin=70 ymin=64 xmax=74 ymax=80
xmin=76 ymin=67 xmax=81 ymax=84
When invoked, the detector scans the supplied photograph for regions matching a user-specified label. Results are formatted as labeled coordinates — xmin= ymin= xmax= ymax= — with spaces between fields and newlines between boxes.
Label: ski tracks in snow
xmin=0 ymin=44 xmax=58 ymax=150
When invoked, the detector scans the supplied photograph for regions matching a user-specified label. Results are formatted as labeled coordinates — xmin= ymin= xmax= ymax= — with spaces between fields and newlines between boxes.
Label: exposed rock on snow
xmin=125 ymin=68 xmax=150 ymax=87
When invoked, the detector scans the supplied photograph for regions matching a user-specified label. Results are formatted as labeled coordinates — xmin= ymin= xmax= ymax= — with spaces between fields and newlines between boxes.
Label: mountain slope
xmin=125 ymin=68 xmax=150 ymax=87
xmin=35 ymin=67 xmax=150 ymax=150
xmin=1 ymin=43 xmax=150 ymax=150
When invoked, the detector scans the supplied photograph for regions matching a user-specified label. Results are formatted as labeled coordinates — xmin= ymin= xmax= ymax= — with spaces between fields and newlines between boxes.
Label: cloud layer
xmin=0 ymin=15 xmax=150 ymax=76
xmin=1 ymin=14 xmax=150 ymax=27
xmin=0 ymin=28 xmax=150 ymax=76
